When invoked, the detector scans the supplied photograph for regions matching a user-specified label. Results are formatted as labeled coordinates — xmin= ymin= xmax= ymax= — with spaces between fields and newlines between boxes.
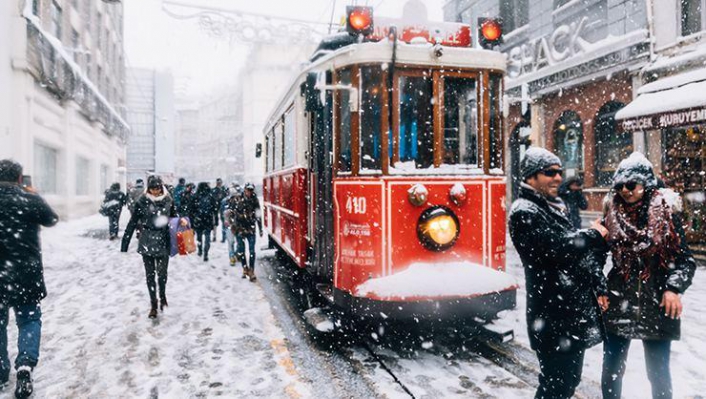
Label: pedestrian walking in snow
xmin=508 ymin=147 xmax=609 ymax=399
xmin=600 ymin=152 xmax=696 ymax=399
xmin=558 ymin=176 xmax=588 ymax=229
xmin=177 ymin=182 xmax=195 ymax=217
xmin=223 ymin=186 xmax=244 ymax=267
xmin=0 ymin=159 xmax=59 ymax=398
xmin=173 ymin=177 xmax=186 ymax=210
xmin=101 ymin=182 xmax=127 ymax=240
xmin=126 ymin=178 xmax=145 ymax=214
xmin=190 ymin=182 xmax=218 ymax=262
xmin=121 ymin=176 xmax=179 ymax=319
xmin=234 ymin=183 xmax=263 ymax=281
xmin=212 ymin=178 xmax=228 ymax=243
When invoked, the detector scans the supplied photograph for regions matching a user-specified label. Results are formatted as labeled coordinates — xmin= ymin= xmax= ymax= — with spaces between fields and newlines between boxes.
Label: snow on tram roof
xmin=263 ymin=40 xmax=506 ymax=132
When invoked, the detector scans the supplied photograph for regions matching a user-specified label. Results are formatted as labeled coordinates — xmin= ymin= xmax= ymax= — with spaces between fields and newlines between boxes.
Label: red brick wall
xmin=541 ymin=72 xmax=633 ymax=188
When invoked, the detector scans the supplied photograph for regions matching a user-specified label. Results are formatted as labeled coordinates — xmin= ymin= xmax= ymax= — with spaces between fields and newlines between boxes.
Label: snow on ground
xmin=505 ymin=242 xmax=706 ymax=399
xmin=1 ymin=214 xmax=311 ymax=398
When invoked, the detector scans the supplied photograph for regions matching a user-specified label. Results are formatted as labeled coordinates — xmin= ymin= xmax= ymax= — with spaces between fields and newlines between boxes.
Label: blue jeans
xmin=602 ymin=333 xmax=672 ymax=399
xmin=0 ymin=303 xmax=42 ymax=380
xmin=225 ymin=229 xmax=236 ymax=259
xmin=236 ymin=234 xmax=256 ymax=270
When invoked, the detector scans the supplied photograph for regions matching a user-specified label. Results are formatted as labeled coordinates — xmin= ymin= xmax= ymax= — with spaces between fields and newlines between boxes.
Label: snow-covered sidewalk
xmin=1 ymin=214 xmax=311 ymax=398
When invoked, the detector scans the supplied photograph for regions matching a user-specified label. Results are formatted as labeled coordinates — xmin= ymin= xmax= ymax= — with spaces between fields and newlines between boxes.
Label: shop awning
xmin=616 ymin=69 xmax=706 ymax=132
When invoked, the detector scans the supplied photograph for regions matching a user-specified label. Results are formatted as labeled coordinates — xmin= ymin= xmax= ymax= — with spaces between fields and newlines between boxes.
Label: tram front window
xmin=443 ymin=77 xmax=478 ymax=166
xmin=398 ymin=75 xmax=434 ymax=169
xmin=338 ymin=69 xmax=352 ymax=172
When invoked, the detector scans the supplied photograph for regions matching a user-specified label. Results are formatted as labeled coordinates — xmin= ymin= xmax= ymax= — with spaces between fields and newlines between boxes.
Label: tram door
xmin=305 ymin=72 xmax=335 ymax=281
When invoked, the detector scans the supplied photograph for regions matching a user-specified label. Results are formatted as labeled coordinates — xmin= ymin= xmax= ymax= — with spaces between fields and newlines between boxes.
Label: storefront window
xmin=553 ymin=111 xmax=583 ymax=171
xmin=500 ymin=0 xmax=528 ymax=33
xmin=76 ymin=156 xmax=90 ymax=196
xmin=398 ymin=74 xmax=434 ymax=169
xmin=663 ymin=126 xmax=705 ymax=245
xmin=360 ymin=66 xmax=383 ymax=171
xmin=443 ymin=76 xmax=478 ymax=166
xmin=34 ymin=142 xmax=58 ymax=194
xmin=595 ymin=101 xmax=631 ymax=186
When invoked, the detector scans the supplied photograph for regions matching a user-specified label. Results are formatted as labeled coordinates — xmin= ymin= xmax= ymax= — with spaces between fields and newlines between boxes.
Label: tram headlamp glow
xmin=417 ymin=207 xmax=460 ymax=251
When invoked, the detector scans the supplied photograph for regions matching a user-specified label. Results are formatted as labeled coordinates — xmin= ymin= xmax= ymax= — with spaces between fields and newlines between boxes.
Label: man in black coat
xmin=102 ymin=182 xmax=127 ymax=240
xmin=0 ymin=160 xmax=58 ymax=398
xmin=558 ymin=176 xmax=588 ymax=229
xmin=509 ymin=147 xmax=609 ymax=399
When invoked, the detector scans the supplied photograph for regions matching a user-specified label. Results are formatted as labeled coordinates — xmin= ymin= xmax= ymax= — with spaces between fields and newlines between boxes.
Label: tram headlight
xmin=417 ymin=206 xmax=460 ymax=251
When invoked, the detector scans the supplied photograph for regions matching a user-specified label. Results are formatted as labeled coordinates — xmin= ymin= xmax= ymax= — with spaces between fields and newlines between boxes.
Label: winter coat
xmin=177 ymin=190 xmax=194 ymax=217
xmin=232 ymin=194 xmax=262 ymax=237
xmin=558 ymin=179 xmax=588 ymax=229
xmin=603 ymin=190 xmax=696 ymax=341
xmin=173 ymin=183 xmax=186 ymax=209
xmin=509 ymin=184 xmax=608 ymax=352
xmin=0 ymin=182 xmax=58 ymax=305
xmin=102 ymin=188 xmax=127 ymax=217
xmin=212 ymin=186 xmax=228 ymax=213
xmin=189 ymin=190 xmax=218 ymax=231
xmin=121 ymin=189 xmax=175 ymax=257
xmin=127 ymin=184 xmax=145 ymax=213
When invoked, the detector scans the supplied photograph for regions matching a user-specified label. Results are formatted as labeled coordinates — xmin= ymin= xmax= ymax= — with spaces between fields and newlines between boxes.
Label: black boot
xmin=14 ymin=367 xmax=32 ymax=399
xmin=160 ymin=296 xmax=168 ymax=311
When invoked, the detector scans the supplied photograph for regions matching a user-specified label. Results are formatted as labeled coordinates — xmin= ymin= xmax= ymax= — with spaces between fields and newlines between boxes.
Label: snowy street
xmin=1 ymin=214 xmax=704 ymax=399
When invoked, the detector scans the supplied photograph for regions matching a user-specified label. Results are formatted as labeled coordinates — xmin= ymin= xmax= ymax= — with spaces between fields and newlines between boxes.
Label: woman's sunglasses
xmin=614 ymin=182 xmax=638 ymax=191
xmin=539 ymin=169 xmax=563 ymax=178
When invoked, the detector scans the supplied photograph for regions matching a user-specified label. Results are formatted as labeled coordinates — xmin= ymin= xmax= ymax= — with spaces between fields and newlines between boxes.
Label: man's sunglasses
xmin=614 ymin=182 xmax=638 ymax=191
xmin=539 ymin=169 xmax=563 ymax=178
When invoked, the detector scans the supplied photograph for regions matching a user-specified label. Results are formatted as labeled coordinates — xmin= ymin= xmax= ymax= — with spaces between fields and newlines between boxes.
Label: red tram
xmin=262 ymin=7 xmax=517 ymax=322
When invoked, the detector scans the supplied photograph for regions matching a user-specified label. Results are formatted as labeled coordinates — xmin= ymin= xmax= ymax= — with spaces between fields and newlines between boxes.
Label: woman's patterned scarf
xmin=605 ymin=190 xmax=681 ymax=281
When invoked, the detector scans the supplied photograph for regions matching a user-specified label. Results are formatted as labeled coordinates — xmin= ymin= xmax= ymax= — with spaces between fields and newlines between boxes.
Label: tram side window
xmin=443 ymin=77 xmax=478 ymax=166
xmin=284 ymin=108 xmax=296 ymax=167
xmin=265 ymin=135 xmax=270 ymax=173
xmin=268 ymin=130 xmax=275 ymax=171
xmin=398 ymin=74 xmax=434 ymax=169
xmin=489 ymin=73 xmax=503 ymax=170
xmin=360 ymin=66 xmax=383 ymax=171
xmin=338 ymin=69 xmax=352 ymax=172
xmin=274 ymin=120 xmax=284 ymax=170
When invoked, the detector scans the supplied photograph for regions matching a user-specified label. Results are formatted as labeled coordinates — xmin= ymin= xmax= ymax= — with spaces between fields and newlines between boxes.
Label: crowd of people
xmin=0 ymin=148 xmax=698 ymax=398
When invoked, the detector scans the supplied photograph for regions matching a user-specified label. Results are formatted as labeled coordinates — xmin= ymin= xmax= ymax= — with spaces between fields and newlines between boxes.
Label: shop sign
xmin=507 ymin=17 xmax=591 ymax=78
xmin=621 ymin=106 xmax=706 ymax=132
xmin=527 ymin=42 xmax=648 ymax=93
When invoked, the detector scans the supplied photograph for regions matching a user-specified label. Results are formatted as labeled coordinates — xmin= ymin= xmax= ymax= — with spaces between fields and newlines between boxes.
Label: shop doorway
xmin=553 ymin=110 xmax=583 ymax=178
xmin=595 ymin=101 xmax=630 ymax=186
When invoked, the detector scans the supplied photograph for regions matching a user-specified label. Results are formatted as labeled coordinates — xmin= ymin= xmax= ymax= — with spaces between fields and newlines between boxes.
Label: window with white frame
xmin=76 ymin=156 xmax=90 ymax=196
xmin=681 ymin=0 xmax=706 ymax=37
xmin=34 ymin=142 xmax=58 ymax=194
xmin=100 ymin=164 xmax=109 ymax=193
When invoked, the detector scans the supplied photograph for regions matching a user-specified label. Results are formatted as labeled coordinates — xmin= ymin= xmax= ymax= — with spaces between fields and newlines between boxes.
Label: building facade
xmin=444 ymin=0 xmax=704 ymax=256
xmin=125 ymin=68 xmax=176 ymax=185
xmin=0 ymin=0 xmax=129 ymax=219
xmin=616 ymin=0 xmax=706 ymax=254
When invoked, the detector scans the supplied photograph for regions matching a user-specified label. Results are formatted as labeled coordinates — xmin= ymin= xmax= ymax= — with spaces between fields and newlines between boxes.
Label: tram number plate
xmin=345 ymin=196 xmax=367 ymax=215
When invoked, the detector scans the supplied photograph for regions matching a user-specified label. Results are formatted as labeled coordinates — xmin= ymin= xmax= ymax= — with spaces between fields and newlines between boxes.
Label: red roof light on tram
xmin=478 ymin=18 xmax=503 ymax=49
xmin=346 ymin=6 xmax=374 ymax=36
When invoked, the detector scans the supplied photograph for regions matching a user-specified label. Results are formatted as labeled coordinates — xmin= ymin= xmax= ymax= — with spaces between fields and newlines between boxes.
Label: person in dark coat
xmin=173 ymin=178 xmax=186 ymax=210
xmin=0 ymin=159 xmax=58 ymax=398
xmin=190 ymin=182 xmax=217 ymax=261
xmin=177 ymin=182 xmax=195 ymax=217
xmin=121 ymin=176 xmax=179 ymax=319
xmin=601 ymin=152 xmax=696 ymax=399
xmin=212 ymin=178 xmax=228 ymax=243
xmin=509 ymin=147 xmax=609 ymax=399
xmin=126 ymin=179 xmax=144 ymax=214
xmin=558 ymin=176 xmax=588 ymax=229
xmin=102 ymin=182 xmax=127 ymax=240
xmin=234 ymin=183 xmax=263 ymax=281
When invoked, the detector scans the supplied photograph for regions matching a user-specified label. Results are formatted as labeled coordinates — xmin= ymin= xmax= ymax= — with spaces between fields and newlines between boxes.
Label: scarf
xmin=604 ymin=189 xmax=681 ymax=281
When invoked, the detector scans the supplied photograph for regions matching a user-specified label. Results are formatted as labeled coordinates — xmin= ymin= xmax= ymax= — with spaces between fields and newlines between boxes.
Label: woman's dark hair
xmin=196 ymin=182 xmax=210 ymax=194
xmin=110 ymin=182 xmax=121 ymax=191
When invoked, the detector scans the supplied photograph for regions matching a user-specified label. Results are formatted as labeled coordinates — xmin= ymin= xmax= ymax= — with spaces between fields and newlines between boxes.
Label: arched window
xmin=595 ymin=101 xmax=631 ymax=186
xmin=553 ymin=111 xmax=583 ymax=172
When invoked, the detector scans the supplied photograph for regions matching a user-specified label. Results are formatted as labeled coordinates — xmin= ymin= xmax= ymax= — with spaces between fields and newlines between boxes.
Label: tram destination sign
xmin=621 ymin=106 xmax=706 ymax=132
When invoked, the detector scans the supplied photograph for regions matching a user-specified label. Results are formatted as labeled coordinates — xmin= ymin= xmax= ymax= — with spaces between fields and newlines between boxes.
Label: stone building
xmin=0 ymin=0 xmax=129 ymax=219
